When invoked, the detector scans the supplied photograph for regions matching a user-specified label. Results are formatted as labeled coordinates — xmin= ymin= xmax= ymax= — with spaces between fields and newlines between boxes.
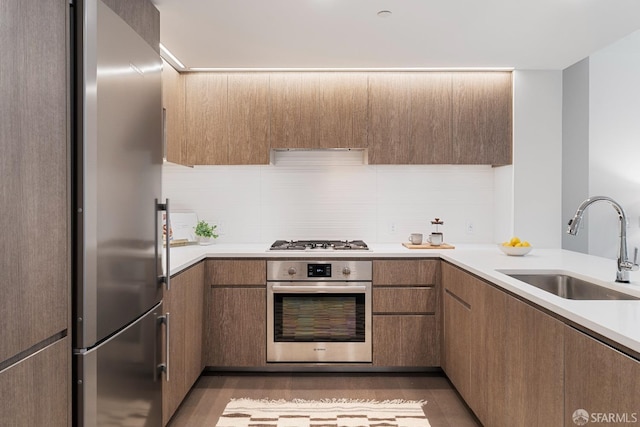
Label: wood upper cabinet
xmin=228 ymin=73 xmax=270 ymax=164
xmin=368 ymin=72 xmax=452 ymax=164
xmin=185 ymin=73 xmax=228 ymax=165
xmin=452 ymin=71 xmax=512 ymax=165
xmin=270 ymin=72 xmax=368 ymax=149
xmin=367 ymin=73 xmax=411 ymax=164
xmin=163 ymin=262 xmax=205 ymax=426
xmin=270 ymin=73 xmax=318 ymax=148
xmin=162 ymin=59 xmax=186 ymax=165
xmin=565 ymin=326 xmax=640 ymax=425
xmin=372 ymin=259 xmax=440 ymax=367
xmin=316 ymin=73 xmax=368 ymax=148
xmin=179 ymin=70 xmax=511 ymax=165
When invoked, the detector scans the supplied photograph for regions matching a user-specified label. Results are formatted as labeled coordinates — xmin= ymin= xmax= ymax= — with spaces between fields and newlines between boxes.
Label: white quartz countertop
xmin=168 ymin=242 xmax=640 ymax=356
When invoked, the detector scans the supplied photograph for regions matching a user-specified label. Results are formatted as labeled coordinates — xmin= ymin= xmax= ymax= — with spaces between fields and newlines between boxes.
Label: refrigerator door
xmin=75 ymin=0 xmax=163 ymax=349
xmin=75 ymin=302 xmax=164 ymax=427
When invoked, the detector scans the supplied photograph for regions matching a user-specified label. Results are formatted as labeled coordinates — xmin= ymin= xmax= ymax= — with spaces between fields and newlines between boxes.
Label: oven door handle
xmin=271 ymin=285 xmax=367 ymax=294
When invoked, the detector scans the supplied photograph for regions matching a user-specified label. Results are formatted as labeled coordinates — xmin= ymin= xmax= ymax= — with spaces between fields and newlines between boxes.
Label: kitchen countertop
xmin=168 ymin=243 xmax=640 ymax=356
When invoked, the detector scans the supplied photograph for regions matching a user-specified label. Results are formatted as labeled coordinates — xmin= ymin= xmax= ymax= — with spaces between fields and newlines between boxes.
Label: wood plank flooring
xmin=167 ymin=373 xmax=480 ymax=426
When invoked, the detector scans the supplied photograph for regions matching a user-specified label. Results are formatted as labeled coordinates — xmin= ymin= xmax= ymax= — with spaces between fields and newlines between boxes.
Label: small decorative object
xmin=429 ymin=218 xmax=444 ymax=246
xmin=194 ymin=220 xmax=218 ymax=246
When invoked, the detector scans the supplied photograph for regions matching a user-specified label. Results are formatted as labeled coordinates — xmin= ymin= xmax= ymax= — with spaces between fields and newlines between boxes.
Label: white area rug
xmin=215 ymin=398 xmax=431 ymax=427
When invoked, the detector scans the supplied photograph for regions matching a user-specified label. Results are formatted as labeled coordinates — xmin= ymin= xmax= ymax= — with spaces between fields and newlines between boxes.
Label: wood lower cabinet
xmin=442 ymin=262 xmax=561 ymax=427
xmin=565 ymin=326 xmax=640 ymax=425
xmin=505 ymin=297 xmax=564 ymax=426
xmin=205 ymin=260 xmax=267 ymax=367
xmin=163 ymin=262 xmax=205 ymax=426
xmin=443 ymin=288 xmax=472 ymax=400
xmin=373 ymin=315 xmax=439 ymax=366
xmin=372 ymin=259 xmax=440 ymax=367
xmin=0 ymin=337 xmax=69 ymax=426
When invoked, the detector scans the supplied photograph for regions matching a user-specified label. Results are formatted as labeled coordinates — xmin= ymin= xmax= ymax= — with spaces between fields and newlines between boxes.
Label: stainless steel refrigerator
xmin=72 ymin=0 xmax=168 ymax=425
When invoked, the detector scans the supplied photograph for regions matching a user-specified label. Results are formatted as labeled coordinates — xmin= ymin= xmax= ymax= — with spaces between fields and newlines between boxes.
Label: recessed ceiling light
xmin=377 ymin=10 xmax=392 ymax=18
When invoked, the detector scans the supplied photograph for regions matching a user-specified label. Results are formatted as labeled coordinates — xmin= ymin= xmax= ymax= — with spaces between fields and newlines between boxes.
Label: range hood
xmin=270 ymin=148 xmax=368 ymax=166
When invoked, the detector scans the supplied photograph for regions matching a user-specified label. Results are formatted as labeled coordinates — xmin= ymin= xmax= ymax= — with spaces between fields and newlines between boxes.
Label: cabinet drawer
xmin=373 ymin=287 xmax=437 ymax=314
xmin=442 ymin=262 xmax=473 ymax=304
xmin=373 ymin=260 xmax=437 ymax=285
xmin=206 ymin=259 xmax=266 ymax=286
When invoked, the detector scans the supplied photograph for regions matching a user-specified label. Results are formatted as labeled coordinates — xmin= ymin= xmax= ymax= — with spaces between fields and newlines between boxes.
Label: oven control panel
xmin=267 ymin=260 xmax=372 ymax=281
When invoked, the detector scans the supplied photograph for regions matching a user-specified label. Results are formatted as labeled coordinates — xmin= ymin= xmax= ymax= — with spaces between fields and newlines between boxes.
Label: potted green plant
xmin=194 ymin=220 xmax=218 ymax=245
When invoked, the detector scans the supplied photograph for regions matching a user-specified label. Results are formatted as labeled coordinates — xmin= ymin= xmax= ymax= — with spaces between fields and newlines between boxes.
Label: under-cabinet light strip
xmin=159 ymin=43 xmax=186 ymax=70
xmin=186 ymin=66 xmax=514 ymax=72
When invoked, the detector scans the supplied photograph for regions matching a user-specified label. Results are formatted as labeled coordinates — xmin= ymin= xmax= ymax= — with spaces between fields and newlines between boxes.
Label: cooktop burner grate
xmin=269 ymin=240 xmax=369 ymax=251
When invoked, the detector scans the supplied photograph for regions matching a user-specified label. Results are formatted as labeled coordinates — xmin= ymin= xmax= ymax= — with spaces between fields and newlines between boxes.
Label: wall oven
xmin=267 ymin=260 xmax=372 ymax=363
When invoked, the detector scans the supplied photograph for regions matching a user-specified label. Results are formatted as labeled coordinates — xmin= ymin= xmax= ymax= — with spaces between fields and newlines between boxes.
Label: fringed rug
xmin=215 ymin=398 xmax=431 ymax=427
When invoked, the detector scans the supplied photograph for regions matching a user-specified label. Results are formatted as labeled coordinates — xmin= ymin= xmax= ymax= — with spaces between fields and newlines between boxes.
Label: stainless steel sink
xmin=504 ymin=272 xmax=639 ymax=300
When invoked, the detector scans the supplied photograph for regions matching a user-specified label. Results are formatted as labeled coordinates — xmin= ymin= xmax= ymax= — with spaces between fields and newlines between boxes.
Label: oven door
xmin=267 ymin=282 xmax=372 ymax=363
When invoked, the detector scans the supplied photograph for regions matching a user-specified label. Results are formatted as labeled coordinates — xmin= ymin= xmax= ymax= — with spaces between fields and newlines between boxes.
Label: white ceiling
xmin=150 ymin=0 xmax=640 ymax=71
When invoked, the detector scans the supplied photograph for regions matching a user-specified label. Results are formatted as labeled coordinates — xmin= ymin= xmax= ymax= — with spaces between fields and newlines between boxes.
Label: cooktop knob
xmin=287 ymin=267 xmax=297 ymax=276
xmin=342 ymin=267 xmax=351 ymax=276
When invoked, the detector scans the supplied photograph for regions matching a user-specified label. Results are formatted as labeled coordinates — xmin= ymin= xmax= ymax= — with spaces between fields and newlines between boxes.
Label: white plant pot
xmin=197 ymin=236 xmax=215 ymax=246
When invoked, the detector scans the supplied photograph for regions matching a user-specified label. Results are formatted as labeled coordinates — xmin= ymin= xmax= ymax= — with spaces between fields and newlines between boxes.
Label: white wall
xmin=510 ymin=70 xmax=563 ymax=248
xmin=561 ymin=58 xmax=590 ymax=252
xmin=163 ymin=162 xmax=496 ymax=244
xmin=587 ymin=30 xmax=640 ymax=259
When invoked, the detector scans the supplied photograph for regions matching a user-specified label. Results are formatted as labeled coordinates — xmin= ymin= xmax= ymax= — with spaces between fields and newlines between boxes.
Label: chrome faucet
xmin=567 ymin=196 xmax=639 ymax=283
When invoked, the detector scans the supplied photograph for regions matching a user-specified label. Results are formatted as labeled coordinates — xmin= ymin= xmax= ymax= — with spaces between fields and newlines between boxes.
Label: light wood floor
xmin=167 ymin=373 xmax=480 ymax=426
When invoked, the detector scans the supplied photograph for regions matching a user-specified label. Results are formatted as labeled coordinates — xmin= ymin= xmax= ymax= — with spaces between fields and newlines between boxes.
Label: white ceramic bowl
xmin=498 ymin=244 xmax=532 ymax=256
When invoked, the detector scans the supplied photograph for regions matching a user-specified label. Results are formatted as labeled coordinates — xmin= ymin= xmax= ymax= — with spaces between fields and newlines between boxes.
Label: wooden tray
xmin=402 ymin=242 xmax=455 ymax=249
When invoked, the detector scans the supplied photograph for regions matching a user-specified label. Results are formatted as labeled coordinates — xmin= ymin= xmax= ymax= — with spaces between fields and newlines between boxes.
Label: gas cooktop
xmin=269 ymin=240 xmax=369 ymax=251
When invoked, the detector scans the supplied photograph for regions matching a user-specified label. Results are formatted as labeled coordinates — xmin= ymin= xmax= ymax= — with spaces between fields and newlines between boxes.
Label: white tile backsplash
xmin=162 ymin=161 xmax=496 ymax=244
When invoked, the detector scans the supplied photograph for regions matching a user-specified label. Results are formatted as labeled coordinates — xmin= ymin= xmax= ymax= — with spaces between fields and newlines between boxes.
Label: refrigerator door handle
xmin=157 ymin=313 xmax=169 ymax=381
xmin=156 ymin=198 xmax=171 ymax=291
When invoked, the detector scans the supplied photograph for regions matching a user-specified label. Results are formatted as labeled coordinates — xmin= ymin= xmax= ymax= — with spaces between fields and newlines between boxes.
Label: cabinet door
xmin=408 ymin=72 xmax=452 ymax=164
xmin=0 ymin=338 xmax=68 ymax=426
xmin=184 ymin=263 xmax=205 ymax=389
xmin=1 ymin=0 xmax=68 ymax=364
xmin=228 ymin=73 xmax=270 ymax=164
xmin=207 ymin=287 xmax=266 ymax=367
xmin=270 ymin=73 xmax=319 ymax=148
xmin=565 ymin=326 xmax=640 ymax=425
xmin=185 ymin=73 xmax=228 ymax=164
xmin=373 ymin=315 xmax=439 ymax=366
xmin=162 ymin=59 xmax=186 ymax=164
xmin=316 ymin=73 xmax=368 ymax=148
xmin=505 ymin=297 xmax=564 ymax=426
xmin=162 ymin=272 xmax=186 ymax=425
xmin=470 ymin=281 xmax=507 ymax=427
xmin=373 ymin=259 xmax=438 ymax=286
xmin=443 ymin=289 xmax=472 ymax=400
xmin=367 ymin=73 xmax=412 ymax=164
xmin=452 ymin=72 xmax=512 ymax=165
xmin=162 ymin=262 xmax=205 ymax=426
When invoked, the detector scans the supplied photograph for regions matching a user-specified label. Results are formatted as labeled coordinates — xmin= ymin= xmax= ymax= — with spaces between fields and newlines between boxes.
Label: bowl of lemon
xmin=498 ymin=237 xmax=532 ymax=256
